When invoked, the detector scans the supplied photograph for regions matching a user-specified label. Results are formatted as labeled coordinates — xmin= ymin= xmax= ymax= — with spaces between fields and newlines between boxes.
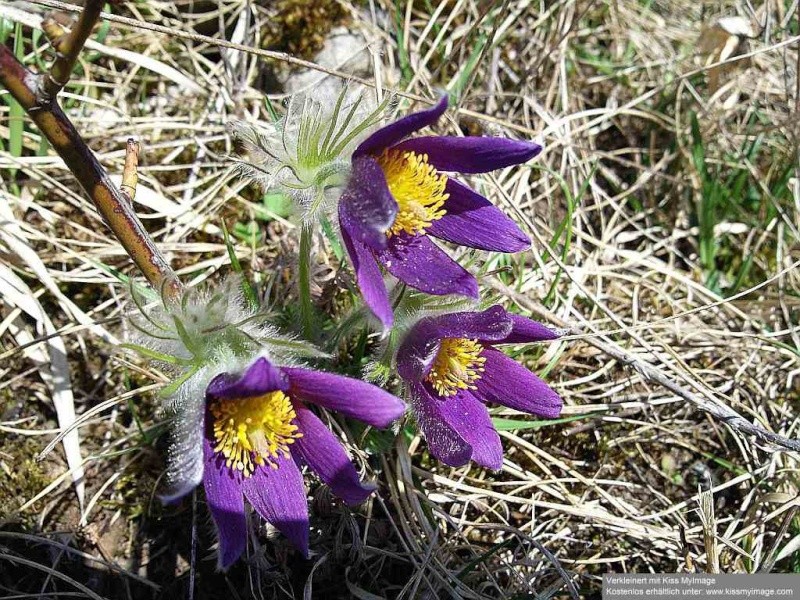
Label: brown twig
xmin=0 ymin=44 xmax=180 ymax=297
xmin=120 ymin=139 xmax=139 ymax=203
xmin=40 ymin=17 xmax=67 ymax=50
xmin=37 ymin=0 xmax=104 ymax=104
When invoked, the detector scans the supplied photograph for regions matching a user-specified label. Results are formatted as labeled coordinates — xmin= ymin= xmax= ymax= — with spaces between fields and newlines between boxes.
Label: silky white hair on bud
xmin=230 ymin=85 xmax=392 ymax=226
xmin=124 ymin=276 xmax=327 ymax=500
xmin=128 ymin=277 xmax=273 ymax=367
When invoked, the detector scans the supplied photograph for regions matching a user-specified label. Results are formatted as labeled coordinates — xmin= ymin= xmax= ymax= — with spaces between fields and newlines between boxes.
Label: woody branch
xmin=0 ymin=0 xmax=181 ymax=297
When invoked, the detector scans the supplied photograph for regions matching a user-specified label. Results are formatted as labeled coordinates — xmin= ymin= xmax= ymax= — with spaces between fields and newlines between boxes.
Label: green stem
xmin=298 ymin=223 xmax=315 ymax=340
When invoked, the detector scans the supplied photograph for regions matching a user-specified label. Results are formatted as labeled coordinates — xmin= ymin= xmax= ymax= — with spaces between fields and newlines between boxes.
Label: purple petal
xmin=393 ymin=136 xmax=542 ymax=174
xmin=496 ymin=314 xmax=560 ymax=344
xmin=354 ymin=96 xmax=448 ymax=158
xmin=396 ymin=306 xmax=512 ymax=381
xmin=435 ymin=389 xmax=503 ymax=470
xmin=291 ymin=403 xmax=376 ymax=506
xmin=339 ymin=206 xmax=393 ymax=330
xmin=411 ymin=383 xmax=502 ymax=469
xmin=206 ymin=357 xmax=289 ymax=401
xmin=423 ymin=305 xmax=513 ymax=341
xmin=283 ymin=367 xmax=406 ymax=428
xmin=428 ymin=180 xmax=529 ymax=252
xmin=339 ymin=156 xmax=397 ymax=252
xmin=474 ymin=348 xmax=562 ymax=418
xmin=202 ymin=439 xmax=247 ymax=569
xmin=409 ymin=381 xmax=471 ymax=467
xmin=376 ymin=234 xmax=478 ymax=299
xmin=242 ymin=453 xmax=309 ymax=558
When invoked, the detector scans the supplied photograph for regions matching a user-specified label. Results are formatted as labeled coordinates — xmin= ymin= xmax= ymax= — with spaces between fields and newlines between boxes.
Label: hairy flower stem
xmin=298 ymin=223 xmax=315 ymax=340
xmin=0 ymin=33 xmax=180 ymax=298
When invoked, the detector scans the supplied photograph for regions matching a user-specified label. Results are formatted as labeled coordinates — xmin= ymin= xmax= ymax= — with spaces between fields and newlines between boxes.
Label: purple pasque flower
xmin=175 ymin=357 xmax=405 ymax=569
xmin=396 ymin=305 xmax=562 ymax=470
xmin=338 ymin=96 xmax=542 ymax=329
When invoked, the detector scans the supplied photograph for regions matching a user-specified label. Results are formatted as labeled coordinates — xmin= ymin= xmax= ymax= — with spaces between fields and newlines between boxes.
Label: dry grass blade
xmin=698 ymin=490 xmax=720 ymax=573
xmin=0 ymin=263 xmax=85 ymax=509
xmin=0 ymin=4 xmax=203 ymax=93
xmin=1 ymin=0 xmax=799 ymax=597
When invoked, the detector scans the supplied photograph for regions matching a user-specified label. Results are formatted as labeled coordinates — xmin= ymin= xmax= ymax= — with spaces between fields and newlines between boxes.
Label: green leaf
xmin=352 ymin=421 xmax=397 ymax=455
xmin=0 ymin=18 xmax=10 ymax=43
xmin=95 ymin=9 xmax=111 ymax=44
xmin=232 ymin=220 xmax=260 ymax=245
xmin=393 ymin=1 xmax=413 ymax=85
xmin=257 ymin=334 xmax=330 ymax=360
xmin=125 ymin=313 xmax=177 ymax=341
xmin=93 ymin=262 xmax=160 ymax=302
xmin=264 ymin=96 xmax=280 ymax=123
xmin=492 ymin=413 xmax=593 ymax=431
xmin=171 ymin=315 xmax=202 ymax=358
xmin=363 ymin=360 xmax=391 ymax=386
xmin=697 ymin=450 xmax=746 ymax=476
xmin=7 ymin=23 xmax=25 ymax=181
xmin=455 ymin=538 xmax=516 ymax=581
xmin=689 ymin=111 xmax=706 ymax=177
xmin=127 ymin=396 xmax=153 ymax=444
xmin=320 ymin=214 xmax=344 ymax=260
xmin=448 ymin=26 xmax=490 ymax=102
xmin=261 ymin=191 xmax=293 ymax=220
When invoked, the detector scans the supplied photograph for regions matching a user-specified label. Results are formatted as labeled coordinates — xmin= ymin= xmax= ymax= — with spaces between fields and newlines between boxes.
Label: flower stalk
xmin=298 ymin=223 xmax=315 ymax=340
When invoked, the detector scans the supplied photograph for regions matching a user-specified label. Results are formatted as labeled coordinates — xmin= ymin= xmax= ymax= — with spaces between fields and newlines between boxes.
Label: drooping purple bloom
xmin=166 ymin=357 xmax=405 ymax=569
xmin=338 ymin=96 xmax=542 ymax=329
xmin=396 ymin=306 xmax=562 ymax=470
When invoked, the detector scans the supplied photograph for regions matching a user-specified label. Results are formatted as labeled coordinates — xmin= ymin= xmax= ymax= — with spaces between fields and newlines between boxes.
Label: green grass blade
xmin=6 ymin=23 xmax=26 ymax=183
xmin=492 ymin=413 xmax=593 ymax=431
xmin=221 ymin=221 xmax=259 ymax=310
xmin=393 ymin=0 xmax=413 ymax=84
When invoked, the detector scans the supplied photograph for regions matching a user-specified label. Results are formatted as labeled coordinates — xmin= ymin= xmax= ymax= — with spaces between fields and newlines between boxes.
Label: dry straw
xmin=1 ymin=0 xmax=798 ymax=597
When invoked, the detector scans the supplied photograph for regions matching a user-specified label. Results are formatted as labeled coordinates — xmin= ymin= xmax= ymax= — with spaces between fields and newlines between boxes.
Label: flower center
xmin=425 ymin=338 xmax=486 ymax=397
xmin=210 ymin=391 xmax=302 ymax=476
xmin=377 ymin=149 xmax=449 ymax=237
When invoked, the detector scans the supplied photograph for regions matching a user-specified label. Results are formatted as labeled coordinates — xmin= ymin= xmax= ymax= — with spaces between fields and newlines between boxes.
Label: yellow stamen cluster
xmin=377 ymin=149 xmax=449 ymax=237
xmin=210 ymin=391 xmax=302 ymax=476
xmin=425 ymin=338 xmax=486 ymax=397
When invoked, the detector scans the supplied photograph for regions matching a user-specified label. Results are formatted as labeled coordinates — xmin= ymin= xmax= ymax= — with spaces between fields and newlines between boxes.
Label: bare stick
xmin=492 ymin=281 xmax=800 ymax=453
xmin=0 ymin=45 xmax=180 ymax=297
xmin=41 ymin=16 xmax=67 ymax=48
xmin=39 ymin=0 xmax=104 ymax=103
xmin=120 ymin=139 xmax=139 ymax=203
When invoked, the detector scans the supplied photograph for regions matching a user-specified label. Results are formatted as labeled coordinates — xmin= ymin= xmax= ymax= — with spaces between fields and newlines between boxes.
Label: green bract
xmin=125 ymin=276 xmax=325 ymax=395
